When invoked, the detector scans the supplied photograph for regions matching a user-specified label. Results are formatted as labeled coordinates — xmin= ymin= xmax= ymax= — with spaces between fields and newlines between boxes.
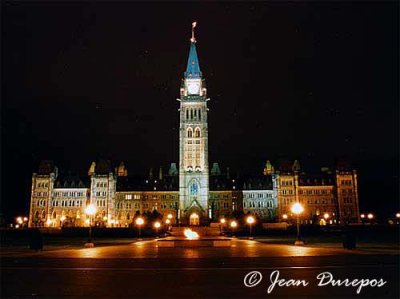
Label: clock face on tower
xmin=187 ymin=83 xmax=200 ymax=95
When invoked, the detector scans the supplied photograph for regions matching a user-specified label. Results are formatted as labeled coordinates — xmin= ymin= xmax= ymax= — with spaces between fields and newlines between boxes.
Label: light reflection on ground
xmin=30 ymin=238 xmax=389 ymax=259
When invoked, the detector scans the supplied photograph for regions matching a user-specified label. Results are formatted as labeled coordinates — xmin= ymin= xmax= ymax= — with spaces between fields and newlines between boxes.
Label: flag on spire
xmin=191 ymin=21 xmax=197 ymax=43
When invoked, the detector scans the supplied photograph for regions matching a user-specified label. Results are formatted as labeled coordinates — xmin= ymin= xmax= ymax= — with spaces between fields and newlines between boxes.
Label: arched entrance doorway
xmin=189 ymin=212 xmax=200 ymax=226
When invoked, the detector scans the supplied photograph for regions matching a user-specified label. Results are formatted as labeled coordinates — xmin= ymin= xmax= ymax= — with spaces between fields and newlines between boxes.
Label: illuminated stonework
xmin=178 ymin=34 xmax=210 ymax=224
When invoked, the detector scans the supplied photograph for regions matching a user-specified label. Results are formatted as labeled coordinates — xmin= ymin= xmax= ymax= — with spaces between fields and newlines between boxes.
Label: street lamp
xmin=396 ymin=213 xmax=400 ymax=218
xmin=282 ymin=214 xmax=288 ymax=220
xmin=153 ymin=221 xmax=161 ymax=237
xmin=84 ymin=204 xmax=96 ymax=247
xmin=246 ymin=216 xmax=255 ymax=239
xmin=165 ymin=218 xmax=171 ymax=231
xmin=220 ymin=218 xmax=226 ymax=233
xmin=135 ymin=217 xmax=144 ymax=239
xmin=291 ymin=202 xmax=304 ymax=245
xmin=230 ymin=220 xmax=238 ymax=237
xmin=60 ymin=215 xmax=66 ymax=227
xmin=367 ymin=213 xmax=374 ymax=220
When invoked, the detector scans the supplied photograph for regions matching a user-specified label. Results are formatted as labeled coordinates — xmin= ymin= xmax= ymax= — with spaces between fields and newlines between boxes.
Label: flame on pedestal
xmin=184 ymin=228 xmax=199 ymax=240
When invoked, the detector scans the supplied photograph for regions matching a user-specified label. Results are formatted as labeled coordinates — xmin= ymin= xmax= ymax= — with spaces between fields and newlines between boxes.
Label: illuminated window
xmin=190 ymin=181 xmax=199 ymax=195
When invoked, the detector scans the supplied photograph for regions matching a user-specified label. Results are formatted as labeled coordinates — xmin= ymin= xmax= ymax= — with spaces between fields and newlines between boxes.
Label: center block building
xmin=28 ymin=28 xmax=360 ymax=228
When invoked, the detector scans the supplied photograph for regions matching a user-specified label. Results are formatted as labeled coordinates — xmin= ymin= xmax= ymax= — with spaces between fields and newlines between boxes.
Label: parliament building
xmin=28 ymin=27 xmax=360 ymax=228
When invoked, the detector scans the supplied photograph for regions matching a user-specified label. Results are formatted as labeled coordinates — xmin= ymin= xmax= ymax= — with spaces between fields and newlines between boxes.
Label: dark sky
xmin=1 ymin=2 xmax=399 ymax=220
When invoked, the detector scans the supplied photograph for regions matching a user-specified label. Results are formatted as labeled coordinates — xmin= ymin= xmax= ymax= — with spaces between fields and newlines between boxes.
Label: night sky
xmin=1 ymin=2 xmax=399 ymax=221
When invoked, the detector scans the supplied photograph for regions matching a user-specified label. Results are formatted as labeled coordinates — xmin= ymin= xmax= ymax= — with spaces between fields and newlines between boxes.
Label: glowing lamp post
xmin=153 ymin=221 xmax=161 ymax=237
xmin=323 ymin=213 xmax=330 ymax=225
xmin=230 ymin=220 xmax=238 ymax=237
xmin=136 ymin=217 xmax=144 ymax=239
xmin=60 ymin=215 xmax=66 ymax=227
xmin=220 ymin=218 xmax=226 ymax=233
xmin=291 ymin=202 xmax=304 ymax=245
xmin=367 ymin=213 xmax=374 ymax=223
xmin=84 ymin=204 xmax=96 ymax=247
xmin=246 ymin=216 xmax=255 ymax=239
xmin=165 ymin=218 xmax=171 ymax=231
xmin=282 ymin=214 xmax=288 ymax=221
xmin=16 ymin=217 xmax=23 ymax=227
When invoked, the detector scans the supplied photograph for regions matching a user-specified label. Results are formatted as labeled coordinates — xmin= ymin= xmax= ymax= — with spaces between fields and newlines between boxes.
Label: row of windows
xmin=122 ymin=194 xmax=179 ymax=200
xmin=343 ymin=198 xmax=353 ymax=204
xmin=116 ymin=202 xmax=178 ymax=210
xmin=340 ymin=180 xmax=352 ymax=186
xmin=37 ymin=200 xmax=47 ymax=207
xmin=187 ymin=140 xmax=201 ymax=145
xmin=95 ymin=191 xmax=107 ymax=197
xmin=341 ymin=189 xmax=353 ymax=195
xmin=186 ymin=109 xmax=202 ymax=121
xmin=187 ymin=127 xmax=201 ymax=138
xmin=281 ymin=180 xmax=293 ymax=186
xmin=244 ymin=201 xmax=274 ymax=208
xmin=53 ymin=191 xmax=87 ymax=197
xmin=213 ymin=202 xmax=230 ymax=209
xmin=307 ymin=199 xmax=335 ymax=205
xmin=53 ymin=200 xmax=83 ymax=207
xmin=299 ymin=189 xmax=331 ymax=195
xmin=281 ymin=190 xmax=294 ymax=195
xmin=282 ymin=198 xmax=295 ymax=205
xmin=124 ymin=194 xmax=142 ymax=200
xmin=244 ymin=193 xmax=273 ymax=199
xmin=97 ymin=200 xmax=106 ymax=207
xmin=95 ymin=182 xmax=108 ymax=188
xmin=36 ymin=182 xmax=49 ymax=188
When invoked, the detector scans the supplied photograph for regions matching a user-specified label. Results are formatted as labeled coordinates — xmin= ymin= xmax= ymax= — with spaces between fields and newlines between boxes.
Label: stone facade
xmin=27 ymin=29 xmax=360 ymax=228
xmin=178 ymin=40 xmax=210 ymax=224
xmin=28 ymin=160 xmax=360 ymax=227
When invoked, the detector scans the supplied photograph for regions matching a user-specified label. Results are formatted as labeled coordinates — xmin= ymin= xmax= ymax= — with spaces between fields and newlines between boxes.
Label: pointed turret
xmin=185 ymin=21 xmax=201 ymax=79
xmin=185 ymin=42 xmax=201 ymax=79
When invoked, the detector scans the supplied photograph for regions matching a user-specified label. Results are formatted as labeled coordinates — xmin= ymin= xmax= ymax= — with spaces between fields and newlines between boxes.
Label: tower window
xmin=195 ymin=127 xmax=201 ymax=138
xmin=190 ymin=181 xmax=199 ymax=195
xmin=187 ymin=128 xmax=193 ymax=138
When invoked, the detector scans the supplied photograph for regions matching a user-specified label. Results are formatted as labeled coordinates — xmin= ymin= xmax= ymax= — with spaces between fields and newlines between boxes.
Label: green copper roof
xmin=185 ymin=42 xmax=201 ymax=79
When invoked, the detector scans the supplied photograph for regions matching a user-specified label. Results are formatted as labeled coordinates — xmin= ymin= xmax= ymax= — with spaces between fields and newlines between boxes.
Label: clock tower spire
xmin=178 ymin=22 xmax=210 ymax=225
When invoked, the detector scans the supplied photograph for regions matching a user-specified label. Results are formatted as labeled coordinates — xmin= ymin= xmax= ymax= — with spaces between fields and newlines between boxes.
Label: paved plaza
xmin=1 ymin=238 xmax=399 ymax=298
